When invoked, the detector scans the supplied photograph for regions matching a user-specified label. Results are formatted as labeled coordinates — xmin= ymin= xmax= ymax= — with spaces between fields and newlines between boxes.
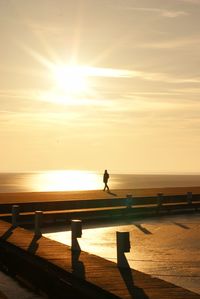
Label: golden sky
xmin=1 ymin=0 xmax=200 ymax=173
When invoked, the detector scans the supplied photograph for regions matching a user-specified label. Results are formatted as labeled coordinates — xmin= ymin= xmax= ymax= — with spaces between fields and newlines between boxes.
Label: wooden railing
xmin=0 ymin=192 xmax=199 ymax=225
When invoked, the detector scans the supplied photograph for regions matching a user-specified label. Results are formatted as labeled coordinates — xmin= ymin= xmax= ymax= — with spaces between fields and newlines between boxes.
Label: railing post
xmin=71 ymin=219 xmax=82 ymax=251
xmin=157 ymin=193 xmax=163 ymax=207
xmin=12 ymin=205 xmax=20 ymax=228
xmin=116 ymin=231 xmax=130 ymax=268
xmin=34 ymin=211 xmax=43 ymax=237
xmin=187 ymin=192 xmax=192 ymax=204
xmin=126 ymin=194 xmax=133 ymax=209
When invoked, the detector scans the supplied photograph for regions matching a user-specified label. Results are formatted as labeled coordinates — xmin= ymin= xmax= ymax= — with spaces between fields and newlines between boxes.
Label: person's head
xmin=105 ymin=169 xmax=107 ymax=173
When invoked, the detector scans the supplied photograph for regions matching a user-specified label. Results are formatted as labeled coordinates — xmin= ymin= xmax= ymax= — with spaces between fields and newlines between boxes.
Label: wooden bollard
xmin=34 ymin=211 xmax=43 ymax=236
xmin=116 ymin=231 xmax=130 ymax=268
xmin=71 ymin=219 xmax=82 ymax=251
xmin=187 ymin=192 xmax=192 ymax=204
xmin=12 ymin=205 xmax=20 ymax=228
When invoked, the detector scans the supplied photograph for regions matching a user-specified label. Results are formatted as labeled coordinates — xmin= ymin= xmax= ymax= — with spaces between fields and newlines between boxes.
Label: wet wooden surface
xmin=0 ymin=220 xmax=199 ymax=299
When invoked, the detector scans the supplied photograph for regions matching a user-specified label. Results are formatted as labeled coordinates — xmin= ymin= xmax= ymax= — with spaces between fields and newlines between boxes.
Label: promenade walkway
xmin=1 ymin=186 xmax=200 ymax=204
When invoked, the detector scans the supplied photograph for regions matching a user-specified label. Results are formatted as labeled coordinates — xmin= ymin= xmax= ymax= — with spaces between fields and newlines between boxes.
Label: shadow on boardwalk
xmin=134 ymin=224 xmax=152 ymax=235
xmin=72 ymin=249 xmax=85 ymax=279
xmin=118 ymin=253 xmax=149 ymax=299
xmin=28 ymin=234 xmax=42 ymax=254
xmin=0 ymin=225 xmax=14 ymax=240
xmin=107 ymin=191 xmax=118 ymax=196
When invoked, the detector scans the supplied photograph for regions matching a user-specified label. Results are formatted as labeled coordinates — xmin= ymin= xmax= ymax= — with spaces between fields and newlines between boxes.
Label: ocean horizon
xmin=0 ymin=170 xmax=200 ymax=193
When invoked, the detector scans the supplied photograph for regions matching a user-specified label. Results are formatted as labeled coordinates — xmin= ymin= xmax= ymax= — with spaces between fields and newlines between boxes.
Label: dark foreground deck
xmin=0 ymin=220 xmax=200 ymax=299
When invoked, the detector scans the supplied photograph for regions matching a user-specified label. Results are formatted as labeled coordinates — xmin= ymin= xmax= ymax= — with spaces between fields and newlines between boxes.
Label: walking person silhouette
xmin=103 ymin=169 xmax=110 ymax=191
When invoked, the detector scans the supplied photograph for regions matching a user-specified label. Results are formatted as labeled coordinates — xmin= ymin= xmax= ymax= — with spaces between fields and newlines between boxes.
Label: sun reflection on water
xmin=29 ymin=170 xmax=100 ymax=192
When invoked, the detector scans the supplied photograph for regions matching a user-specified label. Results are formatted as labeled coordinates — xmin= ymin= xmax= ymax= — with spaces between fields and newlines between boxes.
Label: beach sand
xmin=0 ymin=186 xmax=200 ymax=204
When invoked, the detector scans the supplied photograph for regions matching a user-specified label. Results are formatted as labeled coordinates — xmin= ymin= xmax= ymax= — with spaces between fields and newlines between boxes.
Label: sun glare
xmin=53 ymin=65 xmax=88 ymax=94
xmin=29 ymin=170 xmax=100 ymax=192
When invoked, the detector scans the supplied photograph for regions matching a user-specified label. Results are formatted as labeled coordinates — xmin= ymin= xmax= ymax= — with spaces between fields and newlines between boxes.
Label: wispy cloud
xmin=177 ymin=0 xmax=200 ymax=4
xmin=80 ymin=66 xmax=136 ymax=78
xmin=138 ymin=36 xmax=200 ymax=49
xmin=139 ymin=72 xmax=200 ymax=84
xmin=0 ymin=89 xmax=37 ymax=100
xmin=1 ymin=65 xmax=200 ymax=112
xmin=118 ymin=6 xmax=188 ymax=18
xmin=0 ymin=109 xmax=81 ymax=131
xmin=104 ymin=69 xmax=200 ymax=84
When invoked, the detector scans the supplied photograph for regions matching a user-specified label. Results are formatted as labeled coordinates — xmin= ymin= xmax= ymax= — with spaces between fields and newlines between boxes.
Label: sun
xmin=53 ymin=65 xmax=88 ymax=95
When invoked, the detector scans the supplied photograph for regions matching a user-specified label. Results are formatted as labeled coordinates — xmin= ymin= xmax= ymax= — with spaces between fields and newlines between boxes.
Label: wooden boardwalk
xmin=0 ymin=220 xmax=200 ymax=299
xmin=0 ymin=291 xmax=7 ymax=299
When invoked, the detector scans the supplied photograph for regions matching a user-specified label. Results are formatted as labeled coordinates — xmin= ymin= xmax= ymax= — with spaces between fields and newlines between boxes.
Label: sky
xmin=1 ymin=0 xmax=200 ymax=173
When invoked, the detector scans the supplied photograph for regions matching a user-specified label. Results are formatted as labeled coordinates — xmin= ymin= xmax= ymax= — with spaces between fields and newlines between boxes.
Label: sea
xmin=1 ymin=170 xmax=200 ymax=193
xmin=0 ymin=171 xmax=200 ymax=298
